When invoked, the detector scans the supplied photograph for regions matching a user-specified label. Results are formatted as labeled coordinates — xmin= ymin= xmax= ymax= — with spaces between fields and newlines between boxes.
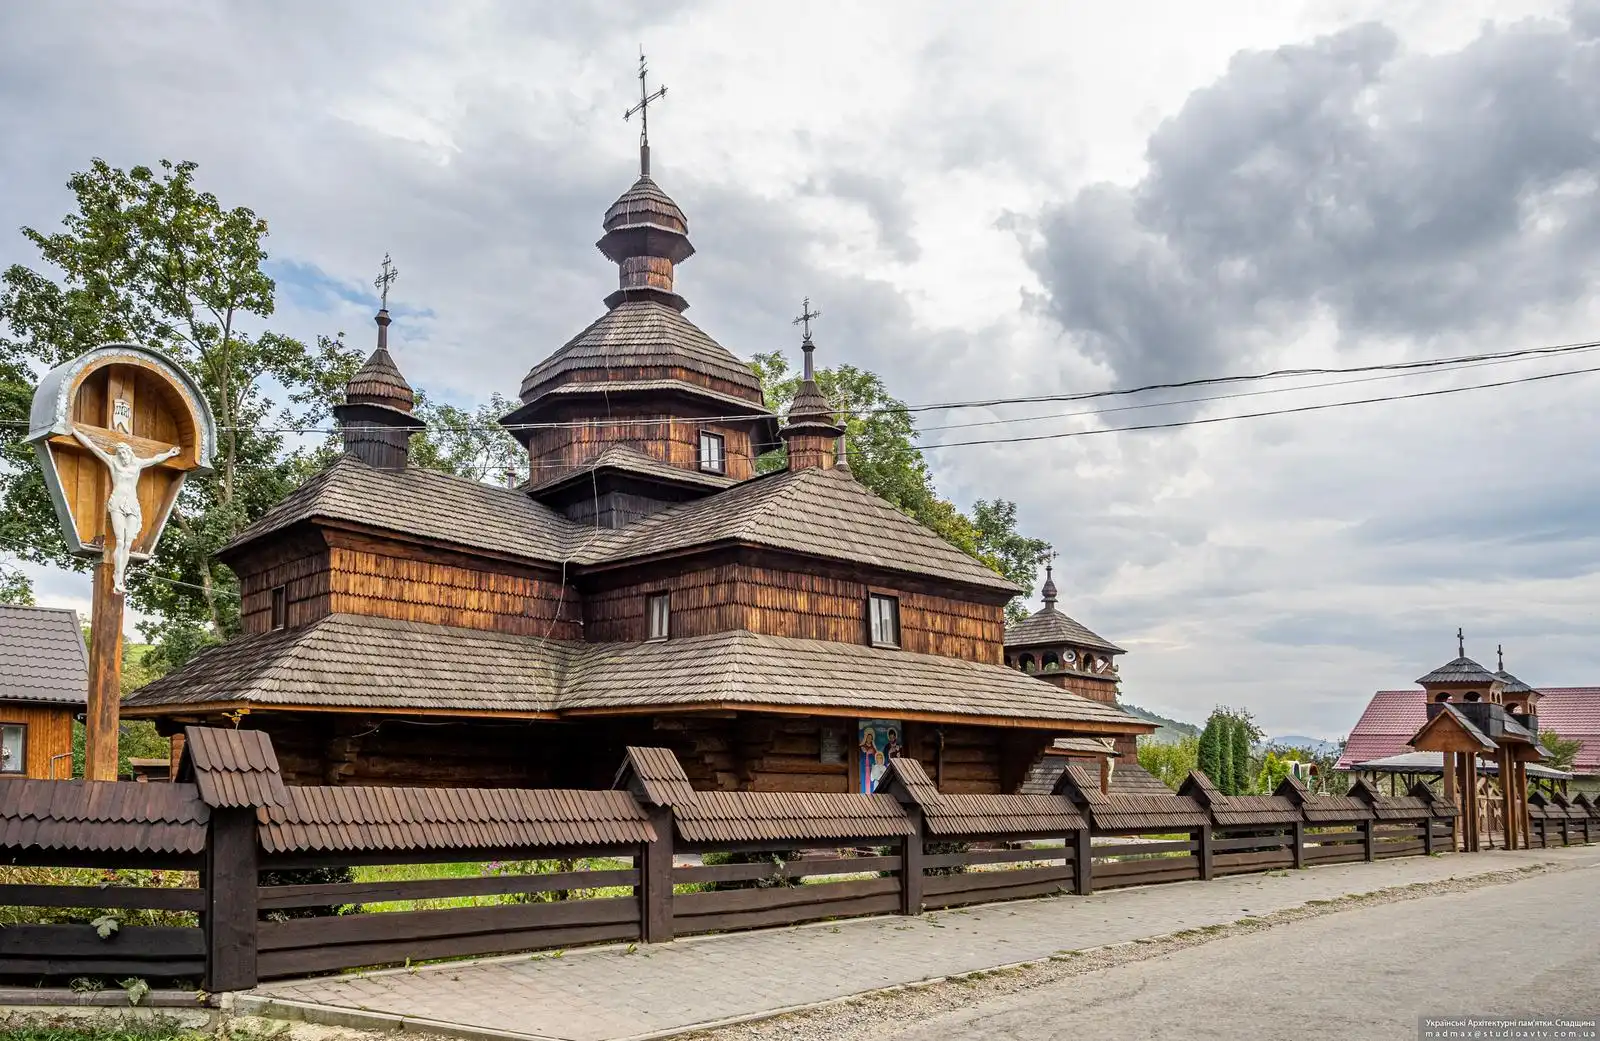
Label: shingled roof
xmin=673 ymin=791 xmax=912 ymax=843
xmin=578 ymin=466 xmax=1019 ymax=594
xmin=528 ymin=442 xmax=737 ymax=496
xmin=125 ymin=615 xmax=1148 ymax=732
xmin=1004 ymin=606 xmax=1125 ymax=655
xmin=124 ymin=614 xmax=570 ymax=714
xmin=1055 ymin=764 xmax=1208 ymax=831
xmin=519 ymin=300 xmax=766 ymax=402
xmin=180 ymin=726 xmax=289 ymax=810
xmin=1416 ymin=655 xmax=1498 ymax=686
xmin=257 ymin=786 xmax=655 ymax=854
xmin=877 ymin=756 xmax=1086 ymax=835
xmin=224 ymin=456 xmax=583 ymax=563
xmin=0 ymin=778 xmax=208 ymax=855
xmin=0 ymin=605 xmax=87 ymax=707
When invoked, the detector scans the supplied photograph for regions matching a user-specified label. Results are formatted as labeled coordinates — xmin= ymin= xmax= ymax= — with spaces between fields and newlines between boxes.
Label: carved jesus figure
xmin=70 ymin=426 xmax=180 ymax=594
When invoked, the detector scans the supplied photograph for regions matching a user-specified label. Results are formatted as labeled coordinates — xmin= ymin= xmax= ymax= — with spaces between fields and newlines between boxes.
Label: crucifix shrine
xmin=27 ymin=344 xmax=214 ymax=779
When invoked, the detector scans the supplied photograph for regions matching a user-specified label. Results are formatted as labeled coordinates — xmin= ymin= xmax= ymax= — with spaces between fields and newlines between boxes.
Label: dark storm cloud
xmin=1027 ymin=7 xmax=1600 ymax=386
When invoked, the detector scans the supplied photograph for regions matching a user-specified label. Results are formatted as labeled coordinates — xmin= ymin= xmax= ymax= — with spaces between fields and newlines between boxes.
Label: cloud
xmin=1027 ymin=9 xmax=1600 ymax=387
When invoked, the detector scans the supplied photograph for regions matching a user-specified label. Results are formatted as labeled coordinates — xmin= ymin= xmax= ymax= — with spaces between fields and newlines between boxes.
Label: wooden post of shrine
xmin=26 ymin=345 xmax=214 ymax=780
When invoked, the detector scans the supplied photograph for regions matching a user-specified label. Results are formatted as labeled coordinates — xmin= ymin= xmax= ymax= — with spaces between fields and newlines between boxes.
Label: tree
xmin=410 ymin=391 xmax=530 ymax=486
xmin=1137 ymin=734 xmax=1198 ymax=790
xmin=1229 ymin=709 xmax=1261 ymax=795
xmin=1197 ymin=714 xmax=1224 ymax=785
xmin=1540 ymin=730 xmax=1583 ymax=773
xmin=0 ymin=558 xmax=32 ymax=605
xmin=752 ymin=351 xmax=1047 ymax=620
xmin=1215 ymin=714 xmax=1235 ymax=794
xmin=0 ymin=159 xmax=362 ymax=664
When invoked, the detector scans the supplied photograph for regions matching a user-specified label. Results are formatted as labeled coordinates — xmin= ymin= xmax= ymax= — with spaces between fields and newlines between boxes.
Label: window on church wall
xmin=0 ymin=723 xmax=25 ymax=775
xmin=270 ymin=586 xmax=287 ymax=631
xmin=869 ymin=594 xmax=900 ymax=648
xmin=647 ymin=593 xmax=671 ymax=640
xmin=1019 ymin=654 xmax=1035 ymax=673
xmin=698 ymin=430 xmax=725 ymax=474
xmin=1042 ymin=652 xmax=1060 ymax=672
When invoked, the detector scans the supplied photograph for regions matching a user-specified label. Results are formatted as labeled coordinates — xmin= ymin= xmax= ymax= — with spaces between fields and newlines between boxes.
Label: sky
xmin=2 ymin=0 xmax=1598 ymax=740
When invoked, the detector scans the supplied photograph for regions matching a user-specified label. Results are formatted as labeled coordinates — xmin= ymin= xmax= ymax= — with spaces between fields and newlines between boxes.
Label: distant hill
xmin=1121 ymin=703 xmax=1201 ymax=743
xmin=1267 ymin=734 xmax=1339 ymax=756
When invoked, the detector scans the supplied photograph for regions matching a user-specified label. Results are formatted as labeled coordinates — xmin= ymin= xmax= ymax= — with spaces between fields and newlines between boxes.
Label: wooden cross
xmin=624 ymin=48 xmax=667 ymax=175
xmin=374 ymin=253 xmax=400 ymax=310
xmin=1457 ymin=626 xmax=1465 ymax=658
xmin=792 ymin=297 xmax=822 ymax=342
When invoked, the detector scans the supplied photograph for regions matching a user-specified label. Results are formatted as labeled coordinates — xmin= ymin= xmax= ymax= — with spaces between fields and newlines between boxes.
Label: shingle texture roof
xmin=520 ymin=300 xmax=764 ymax=401
xmin=1177 ymin=772 xmax=1301 ymax=826
xmin=615 ymin=746 xmax=699 ymax=808
xmin=1340 ymin=688 xmax=1600 ymax=773
xmin=345 ymin=345 xmax=414 ymax=411
xmin=1109 ymin=762 xmax=1174 ymax=796
xmin=580 ymin=466 xmax=1019 ymax=593
xmin=1004 ymin=606 xmax=1125 ymax=655
xmin=0 ymin=605 xmax=87 ymax=706
xmin=603 ymin=176 xmax=688 ymax=234
xmin=226 ymin=456 xmax=583 ymax=562
xmin=528 ymin=442 xmax=736 ymax=495
xmin=124 ymin=615 xmax=569 ymax=713
xmin=181 ymin=726 xmax=289 ymax=810
xmin=1416 ymin=656 xmax=1498 ymax=686
xmin=0 ymin=779 xmax=208 ymax=855
xmin=126 ymin=615 xmax=1147 ymax=730
xmin=257 ymin=786 xmax=655 ymax=854
xmin=880 ymin=757 xmax=1085 ymax=834
xmin=674 ymin=791 xmax=913 ymax=843
xmin=1495 ymin=669 xmax=1535 ymax=695
xmin=1056 ymin=764 xmax=1208 ymax=831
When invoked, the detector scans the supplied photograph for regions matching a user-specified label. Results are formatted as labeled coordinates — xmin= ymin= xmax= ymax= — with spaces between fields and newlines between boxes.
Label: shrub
xmin=699 ymin=850 xmax=804 ymax=891
xmin=0 ymin=866 xmax=198 ymax=928
xmin=257 ymin=865 xmax=357 ymax=920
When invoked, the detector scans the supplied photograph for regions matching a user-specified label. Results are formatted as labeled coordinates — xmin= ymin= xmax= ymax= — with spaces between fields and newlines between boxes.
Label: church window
xmin=869 ymin=594 xmax=900 ymax=647
xmin=647 ymin=593 xmax=671 ymax=640
xmin=270 ymin=586 xmax=287 ymax=631
xmin=1019 ymin=654 xmax=1035 ymax=672
xmin=699 ymin=430 xmax=725 ymax=474
xmin=1042 ymin=652 xmax=1060 ymax=671
xmin=0 ymin=723 xmax=24 ymax=774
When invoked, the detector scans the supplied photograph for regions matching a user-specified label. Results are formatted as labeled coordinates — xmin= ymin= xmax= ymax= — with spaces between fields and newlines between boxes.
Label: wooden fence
xmin=1 ymin=729 xmax=1593 ymax=993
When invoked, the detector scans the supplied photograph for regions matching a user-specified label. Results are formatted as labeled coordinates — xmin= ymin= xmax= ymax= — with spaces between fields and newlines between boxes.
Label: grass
xmin=350 ymin=858 xmax=634 ymax=912
xmin=0 ymin=1019 xmax=208 ymax=1041
xmin=0 ymin=867 xmax=198 ymax=928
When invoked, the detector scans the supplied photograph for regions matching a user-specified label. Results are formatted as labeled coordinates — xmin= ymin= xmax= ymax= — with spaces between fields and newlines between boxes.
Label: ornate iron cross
xmin=374 ymin=253 xmax=400 ymax=310
xmin=792 ymin=297 xmax=822 ymax=342
xmin=625 ymin=48 xmax=667 ymax=174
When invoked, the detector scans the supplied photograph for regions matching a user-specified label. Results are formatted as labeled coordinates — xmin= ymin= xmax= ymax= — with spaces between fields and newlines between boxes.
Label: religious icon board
xmin=26 ymin=343 xmax=214 ymax=780
xmin=857 ymin=718 xmax=903 ymax=794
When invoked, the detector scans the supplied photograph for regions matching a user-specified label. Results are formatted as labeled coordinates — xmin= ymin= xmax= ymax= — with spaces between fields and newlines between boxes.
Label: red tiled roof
xmin=1338 ymin=688 xmax=1600 ymax=773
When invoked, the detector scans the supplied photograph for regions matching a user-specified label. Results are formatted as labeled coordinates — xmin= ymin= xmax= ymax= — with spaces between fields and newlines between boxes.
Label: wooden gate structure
xmin=1 ymin=727 xmax=1591 ymax=993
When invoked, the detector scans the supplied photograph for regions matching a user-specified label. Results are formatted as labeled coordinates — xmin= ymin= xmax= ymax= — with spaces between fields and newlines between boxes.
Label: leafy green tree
xmin=1137 ymin=734 xmax=1198 ymax=790
xmin=752 ymin=351 xmax=1047 ymax=620
xmin=0 ymin=159 xmax=362 ymax=664
xmin=1197 ymin=714 xmax=1223 ymax=785
xmin=410 ymin=391 xmax=530 ymax=486
xmin=0 ymin=558 xmax=32 ymax=604
xmin=1539 ymin=730 xmax=1583 ymax=773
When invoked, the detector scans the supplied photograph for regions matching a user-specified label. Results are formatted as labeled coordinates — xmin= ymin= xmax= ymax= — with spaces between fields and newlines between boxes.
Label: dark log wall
xmin=526 ymin=404 xmax=758 ymax=483
xmin=324 ymin=531 xmax=582 ymax=640
xmin=1036 ymin=672 xmax=1120 ymax=705
xmin=585 ymin=563 xmax=1005 ymax=663
xmin=240 ymin=713 xmax=1040 ymax=795
xmin=236 ymin=533 xmax=332 ymax=636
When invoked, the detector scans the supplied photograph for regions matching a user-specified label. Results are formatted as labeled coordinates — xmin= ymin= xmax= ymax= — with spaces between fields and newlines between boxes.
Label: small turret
xmin=333 ymin=255 xmax=423 ymax=469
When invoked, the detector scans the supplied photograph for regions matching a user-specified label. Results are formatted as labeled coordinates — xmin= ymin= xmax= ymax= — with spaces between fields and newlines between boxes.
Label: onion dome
xmin=596 ymin=175 xmax=694 ymax=312
xmin=344 ymin=312 xmax=415 ymax=412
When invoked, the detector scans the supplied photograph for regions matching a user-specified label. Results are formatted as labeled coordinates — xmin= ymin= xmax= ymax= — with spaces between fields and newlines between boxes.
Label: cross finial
xmin=1457 ymin=626 xmax=1465 ymax=658
xmin=1498 ymin=644 xmax=1505 ymax=671
xmin=374 ymin=253 xmax=399 ymax=311
xmin=624 ymin=47 xmax=668 ymax=177
xmin=793 ymin=297 xmax=822 ymax=379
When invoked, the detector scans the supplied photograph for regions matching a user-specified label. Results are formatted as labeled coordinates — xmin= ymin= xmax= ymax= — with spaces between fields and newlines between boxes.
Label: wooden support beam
xmin=900 ymin=808 xmax=925 ymax=916
xmin=1291 ymin=820 xmax=1305 ymax=869
xmin=1073 ymin=828 xmax=1092 ymax=895
xmin=202 ymin=808 xmax=258 ymax=992
xmin=1195 ymin=824 xmax=1213 ymax=881
xmin=641 ymin=806 xmax=674 ymax=944
xmin=1361 ymin=819 xmax=1375 ymax=863
xmin=85 ymin=559 xmax=123 ymax=782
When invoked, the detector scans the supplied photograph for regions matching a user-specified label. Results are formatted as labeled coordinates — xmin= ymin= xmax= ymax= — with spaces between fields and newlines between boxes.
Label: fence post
xmin=900 ymin=807 xmax=924 ymax=916
xmin=1291 ymin=820 xmax=1306 ymax=869
xmin=1422 ymin=816 xmax=1434 ymax=855
xmin=1073 ymin=827 xmax=1093 ymax=895
xmin=1560 ymin=819 xmax=1570 ymax=847
xmin=1195 ymin=824 xmax=1213 ymax=881
xmin=202 ymin=808 xmax=259 ymax=992
xmin=1361 ymin=819 xmax=1375 ymax=862
xmin=641 ymin=806 xmax=675 ymax=944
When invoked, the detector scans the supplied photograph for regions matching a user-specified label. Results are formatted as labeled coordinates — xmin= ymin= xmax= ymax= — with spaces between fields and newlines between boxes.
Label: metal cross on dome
xmin=374 ymin=253 xmax=400 ymax=310
xmin=625 ymin=48 xmax=668 ymax=175
xmin=793 ymin=297 xmax=822 ymax=342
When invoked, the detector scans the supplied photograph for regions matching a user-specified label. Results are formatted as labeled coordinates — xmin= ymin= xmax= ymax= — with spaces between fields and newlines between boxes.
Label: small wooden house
xmin=124 ymin=151 xmax=1154 ymax=793
xmin=0 ymin=605 xmax=86 ymax=780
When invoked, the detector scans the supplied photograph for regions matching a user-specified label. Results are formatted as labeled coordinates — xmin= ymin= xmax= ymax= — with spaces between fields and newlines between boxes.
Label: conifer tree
xmin=1197 ymin=713 xmax=1223 ymax=785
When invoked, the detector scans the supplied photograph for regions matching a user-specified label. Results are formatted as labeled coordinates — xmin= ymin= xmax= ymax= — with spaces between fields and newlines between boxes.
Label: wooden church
xmin=125 ymin=116 xmax=1152 ymax=794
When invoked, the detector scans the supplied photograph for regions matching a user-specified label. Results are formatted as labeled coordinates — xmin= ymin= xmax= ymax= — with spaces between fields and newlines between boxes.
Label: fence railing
xmin=2 ymin=729 xmax=1594 ymax=993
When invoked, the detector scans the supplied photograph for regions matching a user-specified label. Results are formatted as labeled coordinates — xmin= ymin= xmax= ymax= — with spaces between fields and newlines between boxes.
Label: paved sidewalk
xmin=241 ymin=846 xmax=1598 ymax=1041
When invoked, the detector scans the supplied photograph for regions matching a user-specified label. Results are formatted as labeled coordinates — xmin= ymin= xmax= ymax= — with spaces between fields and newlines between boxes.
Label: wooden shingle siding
xmin=0 ymin=777 xmax=209 ymax=855
xmin=237 ymin=538 xmax=331 ymax=635
xmin=526 ymin=411 xmax=758 ymax=483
